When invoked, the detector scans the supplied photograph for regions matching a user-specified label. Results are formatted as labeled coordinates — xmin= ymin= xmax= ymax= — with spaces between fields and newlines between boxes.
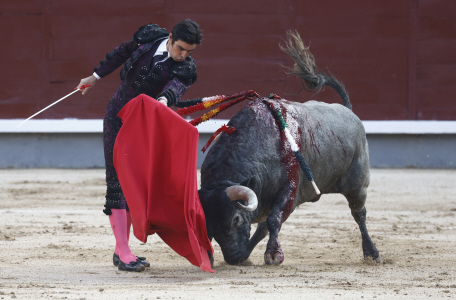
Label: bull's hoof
xmin=362 ymin=241 xmax=381 ymax=264
xmin=264 ymin=237 xmax=284 ymax=265
xmin=363 ymin=255 xmax=382 ymax=265
xmin=264 ymin=250 xmax=284 ymax=265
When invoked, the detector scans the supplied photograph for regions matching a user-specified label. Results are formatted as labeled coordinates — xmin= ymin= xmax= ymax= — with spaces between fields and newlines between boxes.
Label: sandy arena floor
xmin=0 ymin=168 xmax=455 ymax=299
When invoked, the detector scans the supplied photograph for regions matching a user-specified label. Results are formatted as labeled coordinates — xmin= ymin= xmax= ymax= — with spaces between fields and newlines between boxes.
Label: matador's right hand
xmin=77 ymin=75 xmax=98 ymax=95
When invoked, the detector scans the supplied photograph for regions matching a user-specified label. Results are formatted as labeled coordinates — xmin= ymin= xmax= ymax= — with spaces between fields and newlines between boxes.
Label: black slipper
xmin=113 ymin=253 xmax=150 ymax=267
xmin=118 ymin=260 xmax=145 ymax=272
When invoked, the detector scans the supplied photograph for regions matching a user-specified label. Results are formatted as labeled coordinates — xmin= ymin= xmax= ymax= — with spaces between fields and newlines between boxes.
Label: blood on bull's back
xmin=201 ymin=97 xmax=368 ymax=223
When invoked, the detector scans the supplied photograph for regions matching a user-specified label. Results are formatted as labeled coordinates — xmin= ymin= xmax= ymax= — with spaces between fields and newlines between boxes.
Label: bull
xmin=199 ymin=31 xmax=381 ymax=265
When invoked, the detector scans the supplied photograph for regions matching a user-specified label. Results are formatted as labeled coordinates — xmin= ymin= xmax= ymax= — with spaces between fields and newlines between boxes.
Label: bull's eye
xmin=232 ymin=215 xmax=243 ymax=229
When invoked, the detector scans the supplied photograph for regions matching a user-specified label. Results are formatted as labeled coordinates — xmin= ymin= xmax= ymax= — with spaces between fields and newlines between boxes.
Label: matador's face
xmin=167 ymin=34 xmax=197 ymax=62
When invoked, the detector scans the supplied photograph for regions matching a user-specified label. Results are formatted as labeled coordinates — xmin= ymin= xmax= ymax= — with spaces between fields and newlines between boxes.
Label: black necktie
xmin=152 ymin=51 xmax=168 ymax=66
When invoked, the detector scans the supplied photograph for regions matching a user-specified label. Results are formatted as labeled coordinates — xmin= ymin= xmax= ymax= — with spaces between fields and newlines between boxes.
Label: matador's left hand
xmin=157 ymin=97 xmax=168 ymax=106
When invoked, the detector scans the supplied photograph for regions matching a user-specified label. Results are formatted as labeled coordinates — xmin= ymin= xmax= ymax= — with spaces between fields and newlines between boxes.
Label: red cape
xmin=113 ymin=94 xmax=214 ymax=273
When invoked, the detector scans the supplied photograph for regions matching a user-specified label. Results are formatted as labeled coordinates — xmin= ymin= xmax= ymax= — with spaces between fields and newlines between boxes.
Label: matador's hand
xmin=158 ymin=97 xmax=168 ymax=106
xmin=77 ymin=75 xmax=98 ymax=95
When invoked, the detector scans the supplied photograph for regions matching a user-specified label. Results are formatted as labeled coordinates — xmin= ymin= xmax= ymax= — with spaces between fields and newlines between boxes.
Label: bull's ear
xmin=240 ymin=176 xmax=258 ymax=190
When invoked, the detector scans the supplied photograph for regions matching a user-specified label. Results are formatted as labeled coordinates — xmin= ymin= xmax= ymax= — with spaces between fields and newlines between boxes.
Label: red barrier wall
xmin=1 ymin=0 xmax=455 ymax=120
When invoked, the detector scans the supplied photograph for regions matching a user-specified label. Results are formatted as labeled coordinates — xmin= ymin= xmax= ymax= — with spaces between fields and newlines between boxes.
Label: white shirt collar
xmin=155 ymin=38 xmax=170 ymax=58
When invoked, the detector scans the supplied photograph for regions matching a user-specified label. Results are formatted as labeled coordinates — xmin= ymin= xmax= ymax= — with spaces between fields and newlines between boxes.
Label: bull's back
xmin=201 ymin=98 xmax=368 ymax=207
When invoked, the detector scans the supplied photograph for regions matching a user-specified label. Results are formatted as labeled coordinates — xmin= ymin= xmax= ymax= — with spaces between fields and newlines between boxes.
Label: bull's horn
xmin=225 ymin=186 xmax=258 ymax=212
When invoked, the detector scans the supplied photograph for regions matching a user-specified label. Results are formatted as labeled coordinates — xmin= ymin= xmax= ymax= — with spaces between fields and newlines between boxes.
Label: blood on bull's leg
xmin=264 ymin=180 xmax=298 ymax=265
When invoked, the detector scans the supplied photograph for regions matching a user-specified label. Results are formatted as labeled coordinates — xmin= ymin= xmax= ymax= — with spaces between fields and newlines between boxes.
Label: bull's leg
xmin=346 ymin=190 xmax=382 ymax=263
xmin=265 ymin=209 xmax=284 ymax=265
xmin=248 ymin=222 xmax=268 ymax=251
xmin=339 ymin=142 xmax=381 ymax=263
xmin=264 ymin=182 xmax=297 ymax=265
xmin=207 ymin=250 xmax=214 ymax=268
xmin=352 ymin=207 xmax=381 ymax=263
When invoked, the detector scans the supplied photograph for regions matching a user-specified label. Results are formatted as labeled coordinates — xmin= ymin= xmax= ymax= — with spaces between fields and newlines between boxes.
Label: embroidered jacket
xmin=93 ymin=24 xmax=197 ymax=106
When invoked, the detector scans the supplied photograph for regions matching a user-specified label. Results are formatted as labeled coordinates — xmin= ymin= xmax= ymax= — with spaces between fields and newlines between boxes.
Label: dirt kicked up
xmin=0 ymin=169 xmax=455 ymax=299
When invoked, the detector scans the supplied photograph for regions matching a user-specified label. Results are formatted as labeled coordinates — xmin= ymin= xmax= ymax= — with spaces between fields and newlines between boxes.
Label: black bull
xmin=198 ymin=32 xmax=381 ymax=266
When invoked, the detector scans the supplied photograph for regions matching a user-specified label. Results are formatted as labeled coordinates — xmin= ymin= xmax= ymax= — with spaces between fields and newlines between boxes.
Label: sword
xmin=17 ymin=84 xmax=92 ymax=128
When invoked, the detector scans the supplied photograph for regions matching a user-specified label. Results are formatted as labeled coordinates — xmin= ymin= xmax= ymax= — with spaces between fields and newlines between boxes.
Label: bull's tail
xmin=279 ymin=30 xmax=352 ymax=110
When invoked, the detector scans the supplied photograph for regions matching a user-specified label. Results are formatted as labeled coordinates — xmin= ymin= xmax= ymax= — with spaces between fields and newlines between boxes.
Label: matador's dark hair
xmin=171 ymin=19 xmax=203 ymax=45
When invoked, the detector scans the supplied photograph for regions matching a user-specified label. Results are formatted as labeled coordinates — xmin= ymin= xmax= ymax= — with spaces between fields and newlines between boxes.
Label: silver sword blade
xmin=17 ymin=89 xmax=80 ymax=128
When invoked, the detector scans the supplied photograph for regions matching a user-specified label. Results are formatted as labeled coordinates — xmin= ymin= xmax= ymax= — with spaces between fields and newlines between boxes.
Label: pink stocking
xmin=109 ymin=208 xmax=137 ymax=263
xmin=125 ymin=211 xmax=136 ymax=256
